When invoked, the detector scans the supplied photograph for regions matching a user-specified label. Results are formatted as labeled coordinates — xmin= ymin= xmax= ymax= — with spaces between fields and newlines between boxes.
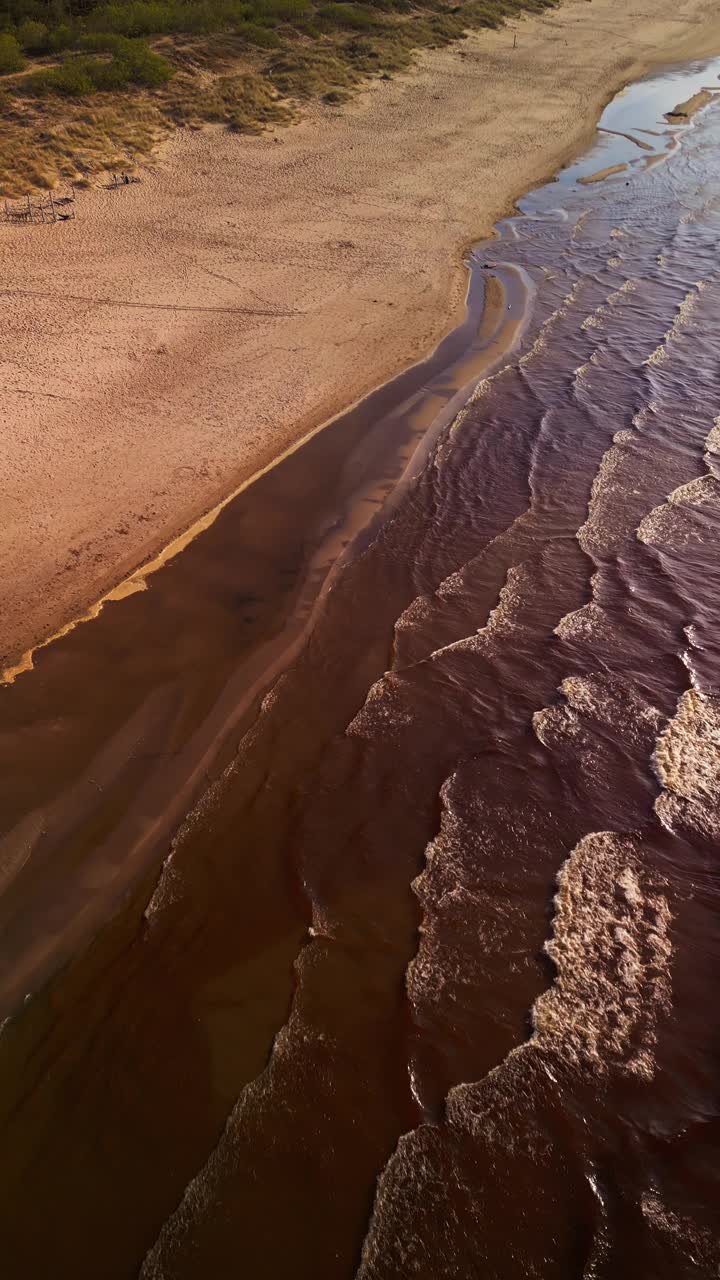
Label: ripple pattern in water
xmin=136 ymin=63 xmax=720 ymax=1280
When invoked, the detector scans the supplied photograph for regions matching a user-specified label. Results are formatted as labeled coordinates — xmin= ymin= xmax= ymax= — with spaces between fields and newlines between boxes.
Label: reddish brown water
xmin=2 ymin=58 xmax=720 ymax=1280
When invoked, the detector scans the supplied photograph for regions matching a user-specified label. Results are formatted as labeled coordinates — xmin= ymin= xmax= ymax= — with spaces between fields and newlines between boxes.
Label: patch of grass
xmin=82 ymin=0 xmax=312 ymax=38
xmin=21 ymin=39 xmax=174 ymax=96
xmin=266 ymin=44 xmax=359 ymax=96
xmin=163 ymin=66 xmax=291 ymax=128
xmin=0 ymin=0 xmax=558 ymax=193
xmin=0 ymin=96 xmax=167 ymax=196
xmin=317 ymin=3 xmax=380 ymax=31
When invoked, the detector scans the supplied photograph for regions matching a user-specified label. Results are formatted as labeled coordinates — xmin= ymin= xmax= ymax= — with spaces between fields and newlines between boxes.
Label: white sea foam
xmin=572 ymin=348 xmax=602 ymax=391
xmin=703 ymin=414 xmax=720 ymax=475
xmin=581 ymin=277 xmax=638 ymax=331
xmin=432 ymin=377 xmax=491 ymax=468
xmin=363 ymin=674 xmax=675 ymax=1278
xmin=533 ymin=674 xmax=662 ymax=765
xmin=393 ymin=558 xmax=469 ymax=650
xmin=577 ymin=401 xmax=663 ymax=556
xmin=519 ymin=279 xmax=582 ymax=370
xmin=424 ymin=559 xmax=534 ymax=663
xmin=640 ymin=1193 xmax=720 ymax=1270
xmin=563 ymin=674 xmax=660 ymax=736
xmin=143 ymin=849 xmax=179 ymax=922
xmin=359 ymin=826 xmax=673 ymax=1276
xmin=351 ymin=553 xmax=538 ymax=737
xmin=654 ymin=688 xmax=720 ymax=838
xmin=526 ymin=831 xmax=671 ymax=1081
xmin=637 ymin=473 xmax=720 ymax=547
xmin=554 ymin=599 xmax=612 ymax=644
xmin=643 ymin=280 xmax=706 ymax=366
xmin=346 ymin=669 xmax=414 ymax=741
xmin=578 ymin=426 xmax=643 ymax=557
xmin=636 ymin=414 xmax=720 ymax=549
xmin=572 ymin=209 xmax=590 ymax=236
xmin=582 ymin=1169 xmax=611 ymax=1280
xmin=608 ymin=277 xmax=639 ymax=302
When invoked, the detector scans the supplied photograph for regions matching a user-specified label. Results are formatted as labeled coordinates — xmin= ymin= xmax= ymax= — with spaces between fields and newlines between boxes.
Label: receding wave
xmin=358 ymin=826 xmax=672 ymax=1278
xmin=654 ymin=689 xmax=720 ymax=839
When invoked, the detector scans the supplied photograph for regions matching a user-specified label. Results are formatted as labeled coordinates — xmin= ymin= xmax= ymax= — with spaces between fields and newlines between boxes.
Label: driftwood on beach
xmin=1 ymin=190 xmax=76 ymax=225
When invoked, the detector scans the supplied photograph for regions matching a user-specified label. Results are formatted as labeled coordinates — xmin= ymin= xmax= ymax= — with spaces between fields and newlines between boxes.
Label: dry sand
xmin=2 ymin=0 xmax=720 ymax=669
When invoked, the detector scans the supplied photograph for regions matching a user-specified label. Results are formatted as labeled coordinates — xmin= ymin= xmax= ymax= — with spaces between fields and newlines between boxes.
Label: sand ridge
xmin=577 ymin=162 xmax=629 ymax=184
xmin=2 ymin=0 xmax=720 ymax=667
xmin=667 ymin=87 xmax=719 ymax=119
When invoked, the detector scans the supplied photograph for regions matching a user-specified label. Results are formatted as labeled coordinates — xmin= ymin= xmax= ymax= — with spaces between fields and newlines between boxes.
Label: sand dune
xmin=2 ymin=0 xmax=719 ymax=668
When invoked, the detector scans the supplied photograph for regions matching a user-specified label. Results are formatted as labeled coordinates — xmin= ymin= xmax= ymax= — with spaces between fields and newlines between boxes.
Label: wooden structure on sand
xmin=1 ymin=189 xmax=77 ymax=225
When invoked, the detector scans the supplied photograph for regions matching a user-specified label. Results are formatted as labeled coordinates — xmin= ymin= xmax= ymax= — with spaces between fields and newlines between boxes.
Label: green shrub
xmin=117 ymin=37 xmax=174 ymax=84
xmin=78 ymin=29 xmax=125 ymax=50
xmin=17 ymin=18 xmax=49 ymax=51
xmin=28 ymin=59 xmax=95 ymax=94
xmin=317 ymin=3 xmax=379 ymax=30
xmin=239 ymin=22 xmax=281 ymax=47
xmin=257 ymin=0 xmax=310 ymax=20
xmin=0 ymin=31 xmax=24 ymax=72
xmin=23 ymin=40 xmax=173 ymax=96
xmin=87 ymin=2 xmax=173 ymax=37
xmin=47 ymin=23 xmax=77 ymax=52
xmin=83 ymin=0 xmax=294 ymax=38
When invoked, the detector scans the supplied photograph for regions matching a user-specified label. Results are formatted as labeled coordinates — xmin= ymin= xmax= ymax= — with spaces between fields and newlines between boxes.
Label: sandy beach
xmin=2 ymin=0 xmax=719 ymax=669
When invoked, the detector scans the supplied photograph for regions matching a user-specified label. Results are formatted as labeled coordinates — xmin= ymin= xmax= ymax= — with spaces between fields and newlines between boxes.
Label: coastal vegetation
xmin=0 ymin=0 xmax=555 ymax=194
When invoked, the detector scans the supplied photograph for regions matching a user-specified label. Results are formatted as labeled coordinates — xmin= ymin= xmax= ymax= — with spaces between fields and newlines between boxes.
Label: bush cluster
xmin=23 ymin=36 xmax=173 ymax=94
xmin=0 ymin=0 xmax=557 ymax=106
xmin=0 ymin=29 xmax=23 ymax=69
xmin=1 ymin=0 xmax=554 ymax=51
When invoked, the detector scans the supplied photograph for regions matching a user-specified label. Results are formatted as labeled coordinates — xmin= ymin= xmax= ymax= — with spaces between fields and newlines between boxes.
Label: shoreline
xmin=1 ymin=262 xmax=521 ymax=686
xmin=0 ymin=263 xmax=507 ymax=685
xmin=0 ymin=255 xmax=533 ymax=1016
xmin=2 ymin=0 xmax=720 ymax=670
xmin=1 ymin=43 xmax=717 ymax=1011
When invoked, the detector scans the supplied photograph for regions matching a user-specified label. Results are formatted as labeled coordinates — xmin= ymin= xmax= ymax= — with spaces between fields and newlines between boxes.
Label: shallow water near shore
xmin=2 ymin=55 xmax=720 ymax=1279
xmin=0 ymin=252 xmax=529 ymax=1014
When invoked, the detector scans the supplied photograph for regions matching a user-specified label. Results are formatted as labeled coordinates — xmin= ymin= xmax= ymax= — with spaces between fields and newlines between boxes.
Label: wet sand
xmin=2 ymin=0 xmax=720 ymax=670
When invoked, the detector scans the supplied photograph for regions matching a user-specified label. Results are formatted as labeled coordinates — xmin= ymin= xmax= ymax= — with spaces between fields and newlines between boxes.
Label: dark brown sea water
xmin=2 ymin=59 xmax=720 ymax=1280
